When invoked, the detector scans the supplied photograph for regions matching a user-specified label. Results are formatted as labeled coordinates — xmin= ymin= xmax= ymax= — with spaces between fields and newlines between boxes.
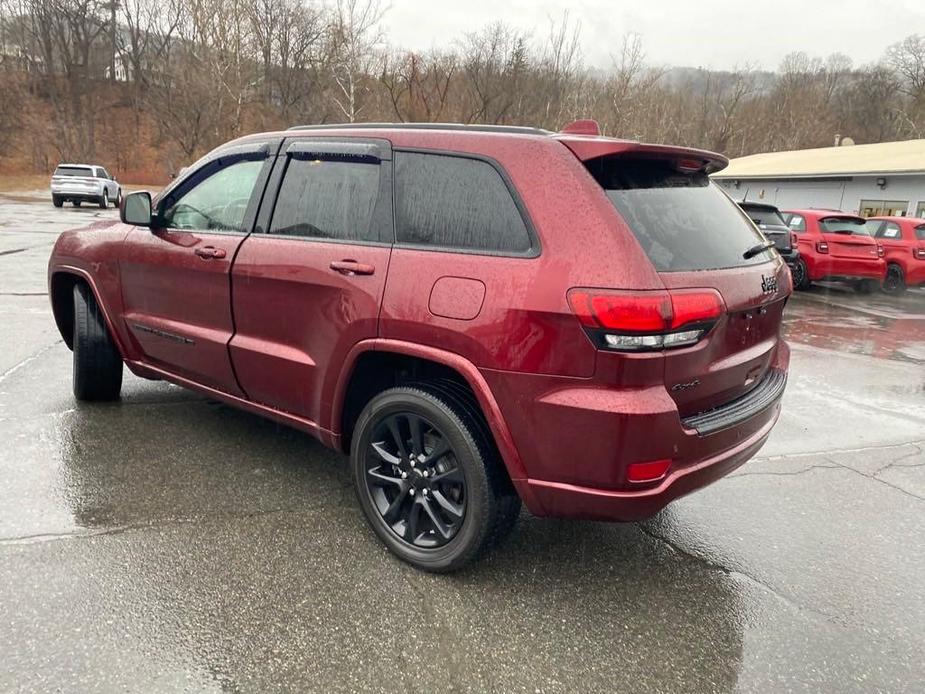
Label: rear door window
xmin=269 ymin=157 xmax=380 ymax=242
xmin=586 ymin=157 xmax=771 ymax=271
xmin=787 ymin=214 xmax=806 ymax=232
xmin=875 ymin=222 xmax=902 ymax=239
xmin=394 ymin=151 xmax=533 ymax=254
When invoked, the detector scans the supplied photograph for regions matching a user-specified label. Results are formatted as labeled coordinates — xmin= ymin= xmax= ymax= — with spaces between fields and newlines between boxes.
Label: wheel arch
xmin=330 ymin=340 xmax=534 ymax=501
xmin=49 ymin=269 xmax=126 ymax=357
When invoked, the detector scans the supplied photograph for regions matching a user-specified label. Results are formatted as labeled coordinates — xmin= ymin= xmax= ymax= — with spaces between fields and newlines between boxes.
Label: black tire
xmin=73 ymin=200 xmax=81 ymax=207
xmin=351 ymin=384 xmax=520 ymax=572
xmin=72 ymin=282 xmax=123 ymax=401
xmin=114 ymin=189 xmax=121 ymax=208
xmin=99 ymin=191 xmax=108 ymax=209
xmin=52 ymin=195 xmax=63 ymax=208
xmin=791 ymin=258 xmax=810 ymax=290
xmin=883 ymin=264 xmax=906 ymax=294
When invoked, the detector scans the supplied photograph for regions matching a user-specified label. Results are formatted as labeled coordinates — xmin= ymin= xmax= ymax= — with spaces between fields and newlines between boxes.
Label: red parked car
xmin=866 ymin=215 xmax=925 ymax=293
xmin=48 ymin=122 xmax=790 ymax=571
xmin=782 ymin=209 xmax=886 ymax=292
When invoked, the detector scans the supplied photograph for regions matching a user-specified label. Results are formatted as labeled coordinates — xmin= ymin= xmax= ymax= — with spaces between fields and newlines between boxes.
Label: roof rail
xmin=286 ymin=122 xmax=552 ymax=136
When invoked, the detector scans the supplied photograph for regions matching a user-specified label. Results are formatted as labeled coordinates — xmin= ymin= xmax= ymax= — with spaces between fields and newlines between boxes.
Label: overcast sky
xmin=382 ymin=0 xmax=925 ymax=71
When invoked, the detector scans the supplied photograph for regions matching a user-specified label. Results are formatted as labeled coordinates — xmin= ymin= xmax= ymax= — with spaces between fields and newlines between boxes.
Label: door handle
xmin=330 ymin=259 xmax=375 ymax=276
xmin=195 ymin=246 xmax=227 ymax=260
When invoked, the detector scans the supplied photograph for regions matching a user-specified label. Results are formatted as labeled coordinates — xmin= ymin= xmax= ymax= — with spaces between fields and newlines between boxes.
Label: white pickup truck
xmin=51 ymin=164 xmax=122 ymax=209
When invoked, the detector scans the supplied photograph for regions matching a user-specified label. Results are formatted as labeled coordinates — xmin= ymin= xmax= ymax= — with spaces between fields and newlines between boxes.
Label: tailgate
xmin=659 ymin=263 xmax=789 ymax=416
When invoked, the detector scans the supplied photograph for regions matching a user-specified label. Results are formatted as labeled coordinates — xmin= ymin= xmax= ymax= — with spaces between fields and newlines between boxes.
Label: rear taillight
xmin=627 ymin=459 xmax=672 ymax=483
xmin=567 ymin=288 xmax=724 ymax=352
xmin=791 ymin=232 xmax=798 ymax=246
xmin=914 ymin=248 xmax=925 ymax=260
xmin=877 ymin=243 xmax=885 ymax=258
xmin=816 ymin=241 xmax=829 ymax=254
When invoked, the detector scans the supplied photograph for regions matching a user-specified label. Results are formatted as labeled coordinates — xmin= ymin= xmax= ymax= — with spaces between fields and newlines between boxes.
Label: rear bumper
xmin=779 ymin=248 xmax=799 ymax=265
xmin=526 ymin=406 xmax=778 ymax=521
xmin=487 ymin=341 xmax=790 ymax=522
xmin=808 ymin=256 xmax=885 ymax=282
xmin=51 ymin=185 xmax=103 ymax=199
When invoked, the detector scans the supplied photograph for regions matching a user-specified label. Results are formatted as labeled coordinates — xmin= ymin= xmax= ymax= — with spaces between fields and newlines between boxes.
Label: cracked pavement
xmin=1 ymin=195 xmax=924 ymax=693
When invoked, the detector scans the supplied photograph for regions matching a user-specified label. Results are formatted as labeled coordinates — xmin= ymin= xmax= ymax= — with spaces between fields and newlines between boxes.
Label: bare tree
xmin=330 ymin=0 xmax=384 ymax=122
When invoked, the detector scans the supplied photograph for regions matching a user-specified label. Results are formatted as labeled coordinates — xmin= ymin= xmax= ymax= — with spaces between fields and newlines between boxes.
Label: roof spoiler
xmin=556 ymin=137 xmax=729 ymax=175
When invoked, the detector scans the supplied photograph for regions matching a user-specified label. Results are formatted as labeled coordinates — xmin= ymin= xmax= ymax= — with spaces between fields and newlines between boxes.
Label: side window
xmin=915 ymin=225 xmax=925 ymax=241
xmin=161 ymin=158 xmax=264 ymax=232
xmin=876 ymin=222 xmax=902 ymax=239
xmin=268 ymin=157 xmax=380 ymax=242
xmin=788 ymin=214 xmax=806 ymax=232
xmin=100 ymin=168 xmax=110 ymax=180
xmin=394 ymin=151 xmax=532 ymax=253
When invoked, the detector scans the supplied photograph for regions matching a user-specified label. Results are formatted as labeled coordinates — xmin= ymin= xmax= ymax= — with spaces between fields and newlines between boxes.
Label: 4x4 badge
xmin=761 ymin=274 xmax=778 ymax=293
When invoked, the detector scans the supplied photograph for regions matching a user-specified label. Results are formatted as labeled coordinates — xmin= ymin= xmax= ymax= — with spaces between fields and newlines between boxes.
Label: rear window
xmin=394 ymin=152 xmax=532 ymax=254
xmin=587 ymin=157 xmax=772 ymax=271
xmin=819 ymin=217 xmax=872 ymax=235
xmin=741 ymin=206 xmax=787 ymax=227
xmin=54 ymin=166 xmax=93 ymax=177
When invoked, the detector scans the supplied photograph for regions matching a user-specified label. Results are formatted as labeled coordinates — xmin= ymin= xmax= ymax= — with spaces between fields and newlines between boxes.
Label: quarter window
xmin=161 ymin=159 xmax=264 ymax=232
xmin=787 ymin=215 xmax=806 ymax=232
xmin=875 ymin=222 xmax=902 ymax=239
xmin=394 ymin=152 xmax=531 ymax=253
xmin=269 ymin=157 xmax=380 ymax=242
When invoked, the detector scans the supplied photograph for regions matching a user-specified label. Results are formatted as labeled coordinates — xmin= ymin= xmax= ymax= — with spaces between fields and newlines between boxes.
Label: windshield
xmin=589 ymin=157 xmax=773 ymax=271
xmin=54 ymin=166 xmax=93 ymax=177
xmin=819 ymin=217 xmax=874 ymax=235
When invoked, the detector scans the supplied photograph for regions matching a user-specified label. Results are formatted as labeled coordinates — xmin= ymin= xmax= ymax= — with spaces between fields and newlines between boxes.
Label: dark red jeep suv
xmin=48 ymin=122 xmax=790 ymax=571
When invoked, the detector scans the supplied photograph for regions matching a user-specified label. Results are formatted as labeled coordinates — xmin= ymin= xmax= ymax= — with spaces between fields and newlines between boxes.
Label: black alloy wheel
xmin=791 ymin=259 xmax=809 ymax=290
xmin=883 ymin=264 xmax=906 ymax=294
xmin=363 ymin=411 xmax=466 ymax=548
xmin=351 ymin=385 xmax=521 ymax=572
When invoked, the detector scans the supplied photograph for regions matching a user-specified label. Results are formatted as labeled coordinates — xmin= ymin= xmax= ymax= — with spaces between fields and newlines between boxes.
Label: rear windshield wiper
xmin=743 ymin=241 xmax=776 ymax=259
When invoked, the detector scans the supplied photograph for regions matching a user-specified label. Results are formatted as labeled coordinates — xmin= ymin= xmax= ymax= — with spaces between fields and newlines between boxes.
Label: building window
xmin=916 ymin=202 xmax=925 ymax=218
xmin=859 ymin=199 xmax=908 ymax=217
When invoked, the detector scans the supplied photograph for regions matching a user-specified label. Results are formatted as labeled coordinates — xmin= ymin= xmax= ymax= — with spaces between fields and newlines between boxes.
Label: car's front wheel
xmin=351 ymin=385 xmax=520 ymax=572
xmin=72 ymin=282 xmax=123 ymax=401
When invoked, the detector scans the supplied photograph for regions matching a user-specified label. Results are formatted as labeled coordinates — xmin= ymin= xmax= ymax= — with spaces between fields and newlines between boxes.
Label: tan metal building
xmin=713 ymin=139 xmax=925 ymax=218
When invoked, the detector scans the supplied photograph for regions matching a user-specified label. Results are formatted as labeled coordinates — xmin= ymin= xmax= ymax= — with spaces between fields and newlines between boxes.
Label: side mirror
xmin=121 ymin=191 xmax=153 ymax=226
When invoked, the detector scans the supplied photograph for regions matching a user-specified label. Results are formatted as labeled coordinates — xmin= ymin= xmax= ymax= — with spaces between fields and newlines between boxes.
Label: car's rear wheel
xmin=351 ymin=385 xmax=520 ymax=572
xmin=792 ymin=258 xmax=810 ymax=290
xmin=883 ymin=263 xmax=906 ymax=294
xmin=99 ymin=191 xmax=108 ymax=209
xmin=73 ymin=282 xmax=123 ymax=401
xmin=52 ymin=195 xmax=63 ymax=208
xmin=73 ymin=200 xmax=81 ymax=207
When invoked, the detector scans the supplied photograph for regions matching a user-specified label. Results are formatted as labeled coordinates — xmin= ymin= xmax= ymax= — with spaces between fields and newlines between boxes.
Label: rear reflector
xmin=627 ymin=459 xmax=672 ymax=483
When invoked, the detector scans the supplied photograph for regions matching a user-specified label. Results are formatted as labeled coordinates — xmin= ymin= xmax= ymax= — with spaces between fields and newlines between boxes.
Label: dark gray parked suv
xmin=738 ymin=201 xmax=799 ymax=269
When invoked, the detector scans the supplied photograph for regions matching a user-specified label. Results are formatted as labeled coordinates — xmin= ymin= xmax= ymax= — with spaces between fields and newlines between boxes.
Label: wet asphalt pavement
xmin=1 ymin=195 xmax=923 ymax=693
